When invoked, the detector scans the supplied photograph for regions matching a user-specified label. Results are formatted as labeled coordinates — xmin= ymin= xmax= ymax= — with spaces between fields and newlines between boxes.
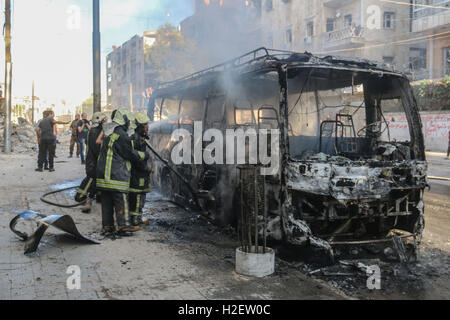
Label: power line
xmin=380 ymin=0 xmax=450 ymax=10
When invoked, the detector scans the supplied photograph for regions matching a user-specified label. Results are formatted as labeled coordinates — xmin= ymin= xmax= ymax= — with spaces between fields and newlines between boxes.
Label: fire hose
xmin=144 ymin=140 xmax=202 ymax=209
xmin=40 ymin=141 xmax=203 ymax=210
xmin=41 ymin=186 xmax=87 ymax=208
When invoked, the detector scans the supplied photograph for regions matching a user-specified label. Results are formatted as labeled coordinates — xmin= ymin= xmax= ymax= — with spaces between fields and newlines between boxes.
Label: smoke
xmin=182 ymin=0 xmax=264 ymax=69
xmin=140 ymin=0 xmax=196 ymax=28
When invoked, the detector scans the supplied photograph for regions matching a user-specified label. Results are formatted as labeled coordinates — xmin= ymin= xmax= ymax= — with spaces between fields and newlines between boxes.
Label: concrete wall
xmin=259 ymin=0 xmax=411 ymax=71
xmin=386 ymin=112 xmax=450 ymax=152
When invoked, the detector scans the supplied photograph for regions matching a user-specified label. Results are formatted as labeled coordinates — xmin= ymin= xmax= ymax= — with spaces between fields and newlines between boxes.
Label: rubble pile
xmin=0 ymin=118 xmax=37 ymax=153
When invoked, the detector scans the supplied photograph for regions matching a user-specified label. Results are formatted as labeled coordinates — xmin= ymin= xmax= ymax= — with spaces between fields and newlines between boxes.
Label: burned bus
xmin=147 ymin=48 xmax=427 ymax=258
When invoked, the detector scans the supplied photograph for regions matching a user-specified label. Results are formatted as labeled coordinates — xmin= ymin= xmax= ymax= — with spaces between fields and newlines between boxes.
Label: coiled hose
xmin=40 ymin=186 xmax=86 ymax=208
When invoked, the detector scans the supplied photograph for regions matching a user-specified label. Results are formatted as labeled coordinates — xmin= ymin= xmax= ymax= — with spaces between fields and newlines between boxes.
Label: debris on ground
xmin=10 ymin=210 xmax=100 ymax=254
xmin=0 ymin=118 xmax=38 ymax=153
xmin=292 ymin=247 xmax=450 ymax=299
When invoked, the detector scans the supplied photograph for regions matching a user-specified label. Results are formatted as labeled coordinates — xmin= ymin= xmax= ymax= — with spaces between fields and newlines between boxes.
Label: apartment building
xmin=106 ymin=31 xmax=157 ymax=111
xmin=410 ymin=0 xmax=450 ymax=79
xmin=260 ymin=0 xmax=412 ymax=71
xmin=180 ymin=0 xmax=263 ymax=67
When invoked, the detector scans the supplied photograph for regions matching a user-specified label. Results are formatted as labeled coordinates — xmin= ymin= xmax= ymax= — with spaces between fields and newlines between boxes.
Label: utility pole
xmin=3 ymin=0 xmax=12 ymax=153
xmin=93 ymin=0 xmax=101 ymax=113
xmin=31 ymin=81 xmax=35 ymax=124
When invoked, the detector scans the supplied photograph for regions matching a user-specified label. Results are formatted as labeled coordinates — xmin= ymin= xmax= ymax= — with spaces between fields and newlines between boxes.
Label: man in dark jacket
xmin=129 ymin=112 xmax=152 ymax=226
xmin=76 ymin=112 xmax=108 ymax=213
xmin=36 ymin=111 xmax=50 ymax=170
xmin=96 ymin=110 xmax=149 ymax=236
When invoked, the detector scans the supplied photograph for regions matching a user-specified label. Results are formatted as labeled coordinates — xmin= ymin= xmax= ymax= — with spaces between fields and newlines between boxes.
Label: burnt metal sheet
xmin=10 ymin=210 xmax=100 ymax=254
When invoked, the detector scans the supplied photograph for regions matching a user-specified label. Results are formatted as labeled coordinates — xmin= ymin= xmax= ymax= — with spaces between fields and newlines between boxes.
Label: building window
xmin=326 ymin=18 xmax=335 ymax=32
xmin=307 ymin=22 xmax=314 ymax=37
xmin=444 ymin=47 xmax=450 ymax=76
xmin=384 ymin=12 xmax=395 ymax=29
xmin=286 ymin=29 xmax=292 ymax=43
xmin=344 ymin=14 xmax=352 ymax=27
xmin=107 ymin=60 xmax=112 ymax=69
xmin=107 ymin=73 xmax=112 ymax=82
xmin=383 ymin=56 xmax=394 ymax=64
xmin=410 ymin=47 xmax=427 ymax=70
xmin=265 ymin=0 xmax=273 ymax=11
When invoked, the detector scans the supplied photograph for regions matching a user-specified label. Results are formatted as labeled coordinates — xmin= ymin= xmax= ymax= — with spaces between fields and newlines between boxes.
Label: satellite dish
xmin=336 ymin=12 xmax=341 ymax=18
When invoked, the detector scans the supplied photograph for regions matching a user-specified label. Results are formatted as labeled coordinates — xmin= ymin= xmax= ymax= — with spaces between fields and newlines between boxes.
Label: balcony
xmin=323 ymin=0 xmax=358 ymax=9
xmin=412 ymin=0 xmax=450 ymax=32
xmin=321 ymin=26 xmax=365 ymax=50
xmin=413 ymin=0 xmax=450 ymax=19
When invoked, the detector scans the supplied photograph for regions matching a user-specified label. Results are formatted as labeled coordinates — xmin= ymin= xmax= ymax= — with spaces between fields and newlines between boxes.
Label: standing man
xmin=77 ymin=112 xmax=108 ymax=213
xmin=35 ymin=111 xmax=68 ymax=172
xmin=129 ymin=112 xmax=151 ymax=227
xmin=78 ymin=113 xmax=91 ymax=165
xmin=96 ymin=110 xmax=150 ymax=236
xmin=69 ymin=114 xmax=81 ymax=158
xmin=36 ymin=111 xmax=50 ymax=170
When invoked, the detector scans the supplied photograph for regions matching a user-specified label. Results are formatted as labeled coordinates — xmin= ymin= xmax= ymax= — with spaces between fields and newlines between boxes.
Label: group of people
xmin=74 ymin=109 xmax=152 ymax=237
xmin=35 ymin=108 xmax=152 ymax=237
xmin=69 ymin=112 xmax=92 ymax=165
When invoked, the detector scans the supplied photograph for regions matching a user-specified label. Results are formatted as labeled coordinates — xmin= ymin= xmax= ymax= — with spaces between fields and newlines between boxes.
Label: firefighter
xmin=96 ymin=109 xmax=150 ymax=236
xmin=77 ymin=112 xmax=108 ymax=213
xmin=129 ymin=112 xmax=152 ymax=227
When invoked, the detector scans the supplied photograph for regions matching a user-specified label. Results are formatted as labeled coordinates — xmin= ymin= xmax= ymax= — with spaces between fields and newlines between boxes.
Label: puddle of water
xmin=50 ymin=179 xmax=83 ymax=191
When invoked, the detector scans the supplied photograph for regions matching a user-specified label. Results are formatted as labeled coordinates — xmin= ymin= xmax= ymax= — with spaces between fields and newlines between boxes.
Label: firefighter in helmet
xmin=129 ymin=112 xmax=152 ymax=226
xmin=96 ymin=109 xmax=150 ymax=236
xmin=76 ymin=112 xmax=108 ymax=213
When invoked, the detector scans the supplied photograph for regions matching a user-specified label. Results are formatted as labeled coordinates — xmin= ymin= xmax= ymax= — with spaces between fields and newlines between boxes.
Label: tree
xmin=145 ymin=24 xmax=199 ymax=83
xmin=411 ymin=76 xmax=450 ymax=111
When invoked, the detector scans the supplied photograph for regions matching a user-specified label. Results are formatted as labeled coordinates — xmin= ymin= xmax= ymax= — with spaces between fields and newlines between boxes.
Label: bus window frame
xmin=205 ymin=94 xmax=226 ymax=128
xmin=233 ymin=97 xmax=256 ymax=126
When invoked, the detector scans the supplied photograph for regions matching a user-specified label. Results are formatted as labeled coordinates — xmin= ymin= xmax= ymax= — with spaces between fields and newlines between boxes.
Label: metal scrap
xmin=10 ymin=210 xmax=100 ymax=254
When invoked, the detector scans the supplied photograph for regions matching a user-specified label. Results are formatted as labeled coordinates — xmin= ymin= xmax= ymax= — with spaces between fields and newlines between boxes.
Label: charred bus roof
xmin=153 ymin=47 xmax=408 ymax=97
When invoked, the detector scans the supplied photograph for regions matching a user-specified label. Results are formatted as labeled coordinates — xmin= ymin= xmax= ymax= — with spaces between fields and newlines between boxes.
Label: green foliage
xmin=144 ymin=24 xmax=198 ymax=83
xmin=411 ymin=76 xmax=450 ymax=111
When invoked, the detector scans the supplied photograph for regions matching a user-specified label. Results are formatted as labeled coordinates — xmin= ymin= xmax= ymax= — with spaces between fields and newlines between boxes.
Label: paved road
xmin=0 ymin=149 xmax=344 ymax=300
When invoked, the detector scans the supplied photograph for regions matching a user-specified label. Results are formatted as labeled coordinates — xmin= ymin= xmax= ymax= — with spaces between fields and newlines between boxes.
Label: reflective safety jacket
xmin=129 ymin=131 xmax=151 ymax=194
xmin=85 ymin=125 xmax=103 ymax=178
xmin=96 ymin=125 xmax=149 ymax=193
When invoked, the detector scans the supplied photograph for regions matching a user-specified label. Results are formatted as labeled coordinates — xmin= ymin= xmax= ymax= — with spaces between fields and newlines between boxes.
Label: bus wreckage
xmin=147 ymin=48 xmax=427 ymax=262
